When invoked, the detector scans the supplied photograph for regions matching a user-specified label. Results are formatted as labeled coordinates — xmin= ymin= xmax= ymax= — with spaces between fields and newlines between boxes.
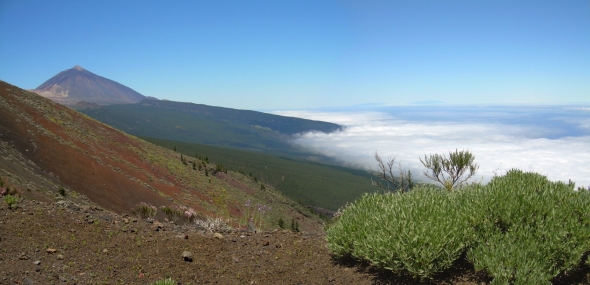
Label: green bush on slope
xmin=326 ymin=186 xmax=474 ymax=279
xmin=467 ymin=170 xmax=590 ymax=285
xmin=327 ymin=170 xmax=590 ymax=284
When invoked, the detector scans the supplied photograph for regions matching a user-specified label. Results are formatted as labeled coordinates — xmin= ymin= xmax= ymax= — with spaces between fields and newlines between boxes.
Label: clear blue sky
xmin=1 ymin=0 xmax=588 ymax=110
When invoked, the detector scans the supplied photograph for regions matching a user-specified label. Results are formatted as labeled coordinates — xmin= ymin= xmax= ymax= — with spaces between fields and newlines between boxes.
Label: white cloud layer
xmin=276 ymin=110 xmax=590 ymax=188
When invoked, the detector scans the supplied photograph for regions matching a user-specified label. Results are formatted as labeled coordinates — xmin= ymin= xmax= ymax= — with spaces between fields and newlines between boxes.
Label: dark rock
xmin=182 ymin=251 xmax=193 ymax=262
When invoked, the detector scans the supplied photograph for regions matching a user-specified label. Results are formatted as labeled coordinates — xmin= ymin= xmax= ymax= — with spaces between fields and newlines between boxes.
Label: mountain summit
xmin=31 ymin=66 xmax=145 ymax=105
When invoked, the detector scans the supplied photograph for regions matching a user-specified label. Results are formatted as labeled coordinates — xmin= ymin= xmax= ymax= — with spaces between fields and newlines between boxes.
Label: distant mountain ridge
xmin=81 ymin=99 xmax=341 ymax=156
xmin=31 ymin=65 xmax=145 ymax=105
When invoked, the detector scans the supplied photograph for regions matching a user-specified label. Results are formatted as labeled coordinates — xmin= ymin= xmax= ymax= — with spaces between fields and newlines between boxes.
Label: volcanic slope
xmin=30 ymin=65 xmax=145 ymax=106
xmin=0 ymin=80 xmax=323 ymax=231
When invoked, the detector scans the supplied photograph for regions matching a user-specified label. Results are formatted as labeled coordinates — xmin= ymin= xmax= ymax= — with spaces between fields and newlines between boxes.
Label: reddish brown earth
xmin=0 ymin=196 xmax=485 ymax=285
xmin=0 ymin=80 xmax=323 ymax=232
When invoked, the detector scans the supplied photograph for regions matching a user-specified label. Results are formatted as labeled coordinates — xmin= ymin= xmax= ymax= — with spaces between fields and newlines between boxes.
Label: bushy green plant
xmin=4 ymin=194 xmax=18 ymax=210
xmin=150 ymin=277 xmax=175 ymax=285
xmin=327 ymin=186 xmax=472 ymax=279
xmin=466 ymin=170 xmax=590 ymax=285
xmin=327 ymin=169 xmax=590 ymax=283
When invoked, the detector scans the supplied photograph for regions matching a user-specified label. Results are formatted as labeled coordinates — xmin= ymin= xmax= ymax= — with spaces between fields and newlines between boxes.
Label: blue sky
xmin=1 ymin=0 xmax=589 ymax=110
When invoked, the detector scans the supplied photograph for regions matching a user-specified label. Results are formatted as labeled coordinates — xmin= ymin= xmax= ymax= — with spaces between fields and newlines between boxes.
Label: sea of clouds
xmin=275 ymin=105 xmax=590 ymax=188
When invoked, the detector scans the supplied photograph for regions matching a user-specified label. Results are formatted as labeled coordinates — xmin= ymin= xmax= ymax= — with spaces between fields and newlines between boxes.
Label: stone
xmin=33 ymin=260 xmax=41 ymax=265
xmin=151 ymin=221 xmax=164 ymax=231
xmin=23 ymin=277 xmax=35 ymax=285
xmin=57 ymin=254 xmax=64 ymax=260
xmin=46 ymin=248 xmax=57 ymax=254
xmin=102 ymin=249 xmax=109 ymax=253
xmin=181 ymin=251 xmax=193 ymax=262
xmin=213 ymin=233 xmax=224 ymax=239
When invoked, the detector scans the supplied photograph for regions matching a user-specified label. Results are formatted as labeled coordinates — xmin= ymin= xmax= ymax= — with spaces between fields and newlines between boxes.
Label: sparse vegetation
xmin=420 ymin=149 xmax=479 ymax=190
xmin=131 ymin=202 xmax=157 ymax=219
xmin=58 ymin=186 xmax=66 ymax=196
xmin=150 ymin=278 xmax=176 ymax=285
xmin=141 ymin=137 xmax=379 ymax=211
xmin=371 ymin=152 xmax=414 ymax=192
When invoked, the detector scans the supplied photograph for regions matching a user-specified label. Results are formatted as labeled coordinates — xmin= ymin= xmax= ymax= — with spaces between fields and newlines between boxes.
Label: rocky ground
xmin=0 ymin=195 xmax=493 ymax=285
xmin=2 ymin=196 xmax=590 ymax=285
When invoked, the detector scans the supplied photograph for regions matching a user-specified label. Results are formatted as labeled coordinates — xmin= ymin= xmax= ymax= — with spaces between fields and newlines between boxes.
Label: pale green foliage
xmin=466 ymin=170 xmax=590 ymax=285
xmin=327 ymin=170 xmax=590 ymax=283
xmin=150 ymin=277 xmax=175 ymax=285
xmin=420 ymin=149 xmax=479 ymax=190
xmin=4 ymin=194 xmax=18 ymax=209
xmin=327 ymin=185 xmax=473 ymax=279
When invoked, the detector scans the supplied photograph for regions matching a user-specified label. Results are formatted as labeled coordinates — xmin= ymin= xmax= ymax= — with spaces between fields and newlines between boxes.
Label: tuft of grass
xmin=150 ymin=277 xmax=175 ymax=285
xmin=131 ymin=202 xmax=157 ymax=219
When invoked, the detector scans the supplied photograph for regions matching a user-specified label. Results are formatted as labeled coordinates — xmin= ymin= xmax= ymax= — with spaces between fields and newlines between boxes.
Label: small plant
xmin=260 ymin=183 xmax=266 ymax=190
xmin=195 ymin=216 xmax=233 ymax=233
xmin=419 ymin=149 xmax=479 ymax=190
xmin=372 ymin=152 xmax=414 ymax=192
xmin=173 ymin=205 xmax=197 ymax=223
xmin=290 ymin=218 xmax=299 ymax=232
xmin=278 ymin=217 xmax=285 ymax=229
xmin=131 ymin=202 xmax=157 ymax=219
xmin=160 ymin=205 xmax=175 ymax=221
xmin=58 ymin=186 xmax=66 ymax=196
xmin=150 ymin=277 xmax=176 ymax=285
xmin=4 ymin=194 xmax=18 ymax=210
xmin=215 ymin=163 xmax=226 ymax=174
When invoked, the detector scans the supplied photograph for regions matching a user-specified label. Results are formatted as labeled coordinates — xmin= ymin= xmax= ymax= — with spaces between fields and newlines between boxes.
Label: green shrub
xmin=278 ymin=217 xmax=285 ymax=229
xmin=150 ymin=277 xmax=175 ymax=285
xmin=4 ymin=194 xmax=18 ymax=210
xmin=466 ymin=170 xmax=590 ymax=285
xmin=327 ymin=169 xmax=590 ymax=283
xmin=327 ymin=185 xmax=473 ymax=279
xmin=58 ymin=186 xmax=66 ymax=196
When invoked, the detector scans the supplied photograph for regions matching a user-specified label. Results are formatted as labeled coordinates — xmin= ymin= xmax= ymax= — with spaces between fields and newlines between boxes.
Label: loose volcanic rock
xmin=181 ymin=251 xmax=193 ymax=262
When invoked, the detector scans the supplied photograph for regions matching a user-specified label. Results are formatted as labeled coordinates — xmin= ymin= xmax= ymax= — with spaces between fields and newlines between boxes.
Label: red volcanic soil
xmin=1 ymin=80 xmax=178 ymax=214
